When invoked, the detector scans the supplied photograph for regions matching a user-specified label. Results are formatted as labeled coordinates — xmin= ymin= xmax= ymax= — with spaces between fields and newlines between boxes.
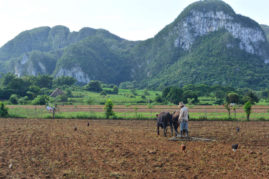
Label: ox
xmin=156 ymin=112 xmax=174 ymax=137
xmin=171 ymin=110 xmax=180 ymax=136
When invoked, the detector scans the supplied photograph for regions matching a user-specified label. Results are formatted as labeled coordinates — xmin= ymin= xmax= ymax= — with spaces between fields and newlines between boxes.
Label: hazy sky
xmin=0 ymin=0 xmax=268 ymax=47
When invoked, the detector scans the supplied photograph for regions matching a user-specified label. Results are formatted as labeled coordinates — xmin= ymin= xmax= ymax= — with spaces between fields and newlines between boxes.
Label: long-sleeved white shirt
xmin=178 ymin=106 xmax=188 ymax=122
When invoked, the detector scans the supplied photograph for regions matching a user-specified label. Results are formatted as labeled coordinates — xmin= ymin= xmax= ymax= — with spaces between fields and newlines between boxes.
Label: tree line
xmin=159 ymin=84 xmax=260 ymax=105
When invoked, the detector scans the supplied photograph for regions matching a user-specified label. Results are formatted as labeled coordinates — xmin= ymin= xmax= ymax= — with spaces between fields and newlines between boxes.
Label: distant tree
xmin=215 ymin=90 xmax=225 ymax=100
xmin=18 ymin=96 xmax=29 ymax=105
xmin=0 ymin=102 xmax=8 ymax=117
xmin=26 ymin=91 xmax=35 ymax=100
xmin=155 ymin=94 xmax=163 ymax=103
xmin=100 ymin=90 xmax=107 ymax=96
xmin=0 ymin=88 xmax=13 ymax=100
xmin=32 ymin=95 xmax=49 ymax=105
xmin=66 ymin=89 xmax=73 ymax=97
xmin=1 ymin=73 xmax=16 ymax=86
xmin=6 ymin=78 xmax=31 ymax=96
xmin=242 ymin=91 xmax=259 ymax=104
xmin=162 ymin=87 xmax=184 ymax=104
xmin=26 ymin=85 xmax=40 ymax=99
xmin=244 ymin=101 xmax=252 ymax=121
xmin=28 ymin=85 xmax=40 ymax=94
xmin=196 ymin=84 xmax=210 ymax=96
xmin=112 ymin=85 xmax=119 ymax=94
xmin=39 ymin=88 xmax=52 ymax=96
xmin=33 ymin=75 xmax=53 ymax=89
xmin=213 ymin=90 xmax=225 ymax=104
xmin=85 ymin=81 xmax=102 ymax=92
xmin=104 ymin=99 xmax=114 ymax=119
xmin=162 ymin=87 xmax=173 ymax=99
xmin=9 ymin=94 xmax=19 ymax=104
xmin=53 ymin=76 xmax=76 ymax=86
xmin=226 ymin=92 xmax=240 ymax=104
xmin=183 ymin=90 xmax=199 ymax=104
xmin=119 ymin=81 xmax=134 ymax=89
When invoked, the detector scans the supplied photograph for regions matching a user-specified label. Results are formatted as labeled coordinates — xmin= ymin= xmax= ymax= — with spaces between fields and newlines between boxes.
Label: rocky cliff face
xmin=261 ymin=25 xmax=269 ymax=41
xmin=171 ymin=9 xmax=267 ymax=58
xmin=55 ymin=66 xmax=90 ymax=83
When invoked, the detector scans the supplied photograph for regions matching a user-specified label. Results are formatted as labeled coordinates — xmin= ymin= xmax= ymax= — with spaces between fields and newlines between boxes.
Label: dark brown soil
xmin=0 ymin=119 xmax=268 ymax=178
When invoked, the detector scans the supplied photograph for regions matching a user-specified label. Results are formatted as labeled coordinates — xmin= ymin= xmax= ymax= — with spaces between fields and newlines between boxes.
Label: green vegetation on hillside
xmin=142 ymin=30 xmax=269 ymax=89
xmin=0 ymin=0 xmax=268 ymax=90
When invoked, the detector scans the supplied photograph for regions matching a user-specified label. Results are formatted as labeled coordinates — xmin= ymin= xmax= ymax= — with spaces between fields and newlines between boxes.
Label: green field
xmin=62 ymin=88 xmax=161 ymax=105
xmin=2 ymin=86 xmax=269 ymax=121
xmin=6 ymin=105 xmax=269 ymax=121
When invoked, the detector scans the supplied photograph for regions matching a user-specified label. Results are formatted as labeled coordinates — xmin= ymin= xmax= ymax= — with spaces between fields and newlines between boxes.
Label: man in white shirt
xmin=178 ymin=102 xmax=189 ymax=137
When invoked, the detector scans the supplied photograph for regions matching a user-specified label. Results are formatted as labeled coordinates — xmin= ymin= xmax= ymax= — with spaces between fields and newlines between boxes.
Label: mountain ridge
xmin=0 ymin=0 xmax=269 ymax=89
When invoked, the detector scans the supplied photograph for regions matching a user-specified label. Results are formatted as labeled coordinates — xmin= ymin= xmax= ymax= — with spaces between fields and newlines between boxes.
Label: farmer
xmin=178 ymin=102 xmax=189 ymax=137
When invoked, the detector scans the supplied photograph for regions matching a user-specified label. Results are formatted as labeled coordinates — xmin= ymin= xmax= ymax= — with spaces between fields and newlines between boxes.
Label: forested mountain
xmin=0 ymin=27 xmax=137 ymax=84
xmin=0 ymin=0 xmax=269 ymax=89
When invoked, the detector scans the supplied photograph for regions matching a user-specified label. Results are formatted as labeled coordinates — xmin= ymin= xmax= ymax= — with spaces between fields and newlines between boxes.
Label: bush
xmin=18 ymin=96 xmax=29 ymax=105
xmin=104 ymin=99 xmax=114 ymax=119
xmin=85 ymin=97 xmax=94 ymax=105
xmin=155 ymin=95 xmax=163 ymax=103
xmin=0 ymin=102 xmax=8 ymax=117
xmin=112 ymin=86 xmax=119 ymax=94
xmin=32 ymin=95 xmax=49 ymax=105
xmin=66 ymin=89 xmax=73 ymax=97
xmin=28 ymin=85 xmax=40 ymax=96
xmin=9 ymin=94 xmax=19 ymax=104
xmin=100 ymin=91 xmax=107 ymax=96
xmin=85 ymin=81 xmax=102 ymax=92
xmin=119 ymin=81 xmax=134 ymax=89
xmin=55 ymin=94 xmax=68 ymax=102
xmin=26 ymin=91 xmax=35 ymax=100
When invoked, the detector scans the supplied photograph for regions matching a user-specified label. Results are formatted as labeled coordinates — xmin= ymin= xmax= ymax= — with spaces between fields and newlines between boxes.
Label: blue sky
xmin=0 ymin=0 xmax=268 ymax=47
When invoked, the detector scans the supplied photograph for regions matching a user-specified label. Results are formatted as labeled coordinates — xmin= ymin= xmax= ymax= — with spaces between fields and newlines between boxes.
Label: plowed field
xmin=0 ymin=119 xmax=268 ymax=178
